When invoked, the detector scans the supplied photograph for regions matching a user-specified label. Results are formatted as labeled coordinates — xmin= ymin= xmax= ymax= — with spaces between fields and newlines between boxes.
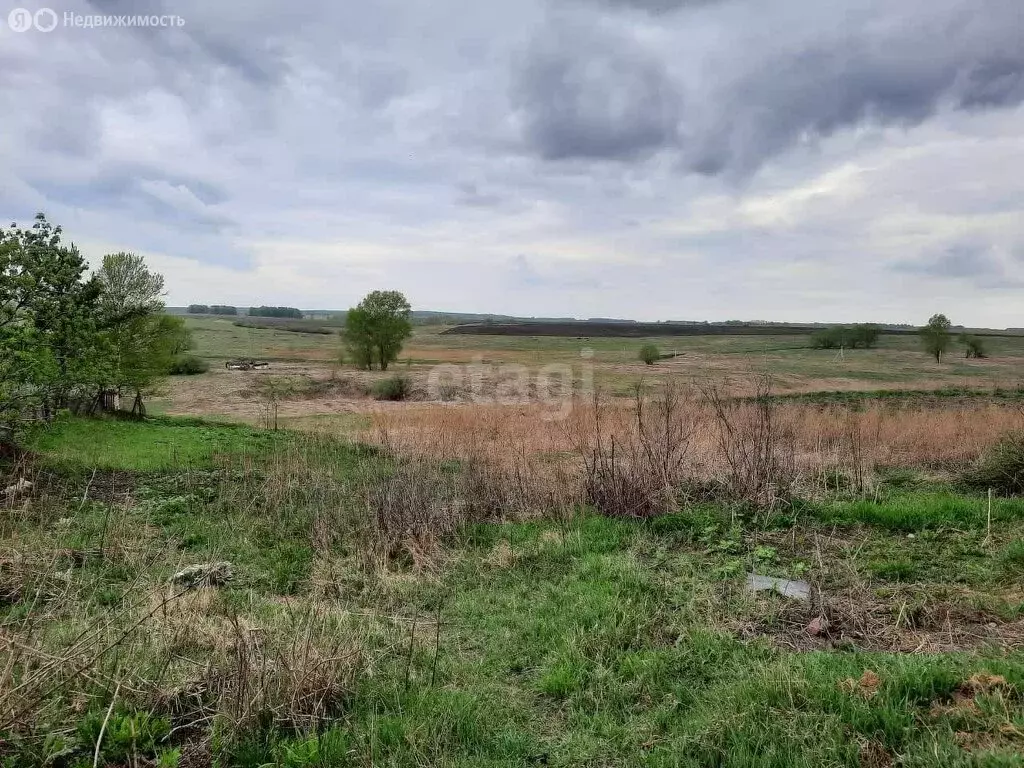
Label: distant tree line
xmin=810 ymin=324 xmax=880 ymax=349
xmin=1 ymin=214 xmax=194 ymax=444
xmin=249 ymin=305 xmax=303 ymax=319
xmin=188 ymin=304 xmax=238 ymax=315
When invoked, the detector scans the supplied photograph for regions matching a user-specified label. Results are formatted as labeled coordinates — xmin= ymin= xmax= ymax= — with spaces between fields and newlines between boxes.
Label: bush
xmin=372 ymin=375 xmax=412 ymax=401
xmin=965 ymin=432 xmax=1024 ymax=495
xmin=961 ymin=334 xmax=987 ymax=359
xmin=638 ymin=344 xmax=660 ymax=365
xmin=168 ymin=354 xmax=209 ymax=375
xmin=811 ymin=324 xmax=879 ymax=349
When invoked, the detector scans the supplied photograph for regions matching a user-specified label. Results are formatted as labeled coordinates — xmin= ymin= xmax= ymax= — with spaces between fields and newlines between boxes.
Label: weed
xmin=372 ymin=375 xmax=413 ymax=401
xmin=966 ymin=431 xmax=1024 ymax=495
xmin=167 ymin=354 xmax=209 ymax=375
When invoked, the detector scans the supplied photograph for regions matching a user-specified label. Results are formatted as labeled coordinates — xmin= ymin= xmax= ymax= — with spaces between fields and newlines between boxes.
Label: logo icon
xmin=7 ymin=7 xmax=33 ymax=32
xmin=34 ymin=8 xmax=58 ymax=32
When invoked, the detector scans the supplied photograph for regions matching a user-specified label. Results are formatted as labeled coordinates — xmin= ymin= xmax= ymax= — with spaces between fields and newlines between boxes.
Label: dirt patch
xmin=735 ymin=582 xmax=1024 ymax=653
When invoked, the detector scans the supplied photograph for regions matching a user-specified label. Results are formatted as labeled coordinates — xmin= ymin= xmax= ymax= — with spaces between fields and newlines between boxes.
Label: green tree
xmin=851 ymin=323 xmax=880 ymax=348
xmin=96 ymin=252 xmax=174 ymax=415
xmin=343 ymin=290 xmax=412 ymax=371
xmin=0 ymin=214 xmax=105 ymax=427
xmin=811 ymin=324 xmax=880 ymax=350
xmin=920 ymin=313 xmax=952 ymax=363
xmin=160 ymin=314 xmax=193 ymax=356
xmin=98 ymin=252 xmax=164 ymax=320
xmin=959 ymin=332 xmax=987 ymax=359
xmin=639 ymin=343 xmax=660 ymax=365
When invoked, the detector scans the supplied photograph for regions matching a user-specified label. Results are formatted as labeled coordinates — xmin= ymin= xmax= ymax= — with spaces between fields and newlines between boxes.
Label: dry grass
xmin=360 ymin=383 xmax=1024 ymax=503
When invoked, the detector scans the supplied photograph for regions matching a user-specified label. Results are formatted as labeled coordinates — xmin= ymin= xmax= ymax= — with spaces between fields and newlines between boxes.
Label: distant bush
xmin=960 ymin=333 xmax=988 ymax=359
xmin=810 ymin=324 xmax=880 ymax=349
xmin=372 ymin=375 xmax=413 ymax=401
xmin=638 ymin=344 xmax=660 ymax=365
xmin=965 ymin=432 xmax=1024 ymax=495
xmin=249 ymin=305 xmax=303 ymax=319
xmin=168 ymin=355 xmax=209 ymax=375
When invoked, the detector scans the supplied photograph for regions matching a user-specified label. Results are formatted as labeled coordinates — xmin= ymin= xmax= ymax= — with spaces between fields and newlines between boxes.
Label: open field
xmin=153 ymin=319 xmax=1024 ymax=465
xmin=443 ymin=320 xmax=1024 ymax=339
xmin=5 ymin=318 xmax=1024 ymax=766
xmin=2 ymin=416 xmax=1024 ymax=767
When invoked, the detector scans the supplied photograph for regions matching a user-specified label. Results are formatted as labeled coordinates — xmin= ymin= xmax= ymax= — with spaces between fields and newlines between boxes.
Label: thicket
xmin=810 ymin=324 xmax=880 ymax=349
xmin=249 ymin=305 xmax=303 ymax=318
xmin=1 ymin=215 xmax=191 ymax=439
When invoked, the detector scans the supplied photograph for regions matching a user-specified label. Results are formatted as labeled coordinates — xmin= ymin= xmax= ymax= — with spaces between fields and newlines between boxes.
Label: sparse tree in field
xmin=920 ymin=313 xmax=952 ymax=363
xmin=959 ymin=332 xmax=987 ymax=359
xmin=639 ymin=343 xmax=660 ymax=365
xmin=343 ymin=290 xmax=412 ymax=371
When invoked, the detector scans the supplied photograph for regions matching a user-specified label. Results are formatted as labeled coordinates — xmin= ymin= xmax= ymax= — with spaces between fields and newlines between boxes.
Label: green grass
xmin=26 ymin=415 xmax=286 ymax=470
xmin=815 ymin=492 xmax=1024 ymax=531
xmin=4 ymin=417 xmax=1024 ymax=767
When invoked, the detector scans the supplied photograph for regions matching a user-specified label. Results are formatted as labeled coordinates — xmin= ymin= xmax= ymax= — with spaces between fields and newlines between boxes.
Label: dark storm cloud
xmin=510 ymin=0 xmax=1024 ymax=175
xmin=512 ymin=21 xmax=683 ymax=160
xmin=680 ymin=0 xmax=1024 ymax=176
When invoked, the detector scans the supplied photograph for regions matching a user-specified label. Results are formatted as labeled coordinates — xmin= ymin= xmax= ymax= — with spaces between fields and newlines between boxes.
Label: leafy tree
xmin=638 ymin=344 xmax=660 ymax=365
xmin=343 ymin=290 xmax=412 ymax=371
xmin=160 ymin=314 xmax=194 ymax=356
xmin=920 ymin=313 xmax=952 ymax=362
xmin=0 ymin=227 xmax=47 ymax=436
xmin=0 ymin=214 xmax=105 ymax=424
xmin=99 ymin=252 xmax=164 ymax=320
xmin=851 ymin=323 xmax=880 ymax=348
xmin=959 ymin=332 xmax=987 ymax=359
xmin=810 ymin=324 xmax=880 ymax=350
xmin=96 ymin=253 xmax=179 ymax=415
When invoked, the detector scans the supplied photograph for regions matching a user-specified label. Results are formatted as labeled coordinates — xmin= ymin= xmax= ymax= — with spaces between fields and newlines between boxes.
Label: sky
xmin=1 ymin=0 xmax=1023 ymax=326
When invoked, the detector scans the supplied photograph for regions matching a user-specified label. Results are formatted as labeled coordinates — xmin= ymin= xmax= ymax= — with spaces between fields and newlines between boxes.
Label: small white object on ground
xmin=170 ymin=561 xmax=233 ymax=587
xmin=3 ymin=478 xmax=33 ymax=498
xmin=746 ymin=573 xmax=812 ymax=601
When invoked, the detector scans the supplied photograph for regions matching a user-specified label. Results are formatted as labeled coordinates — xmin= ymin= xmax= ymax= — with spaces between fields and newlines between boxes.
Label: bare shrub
xmin=573 ymin=380 xmax=697 ymax=517
xmin=965 ymin=431 xmax=1024 ymax=495
xmin=362 ymin=459 xmax=459 ymax=565
xmin=700 ymin=375 xmax=795 ymax=509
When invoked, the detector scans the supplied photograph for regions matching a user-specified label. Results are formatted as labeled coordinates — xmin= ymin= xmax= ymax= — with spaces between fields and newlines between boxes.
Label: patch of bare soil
xmin=733 ymin=582 xmax=1024 ymax=653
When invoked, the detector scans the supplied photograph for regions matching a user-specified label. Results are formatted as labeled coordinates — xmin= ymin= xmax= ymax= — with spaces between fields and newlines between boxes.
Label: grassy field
xmin=168 ymin=318 xmax=1024 ymax=421
xmin=2 ymin=417 xmax=1023 ymax=767
xmin=5 ymin=319 xmax=1024 ymax=766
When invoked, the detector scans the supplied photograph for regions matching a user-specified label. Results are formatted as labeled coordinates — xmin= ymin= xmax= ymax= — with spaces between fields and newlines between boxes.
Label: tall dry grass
xmin=360 ymin=382 xmax=1024 ymax=503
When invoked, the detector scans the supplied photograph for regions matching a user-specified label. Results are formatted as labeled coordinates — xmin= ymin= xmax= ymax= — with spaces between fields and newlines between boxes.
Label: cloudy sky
xmin=2 ymin=0 xmax=1023 ymax=325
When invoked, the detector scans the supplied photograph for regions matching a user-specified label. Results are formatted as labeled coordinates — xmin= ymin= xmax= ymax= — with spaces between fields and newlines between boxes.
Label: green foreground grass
xmin=3 ymin=417 xmax=1024 ymax=767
